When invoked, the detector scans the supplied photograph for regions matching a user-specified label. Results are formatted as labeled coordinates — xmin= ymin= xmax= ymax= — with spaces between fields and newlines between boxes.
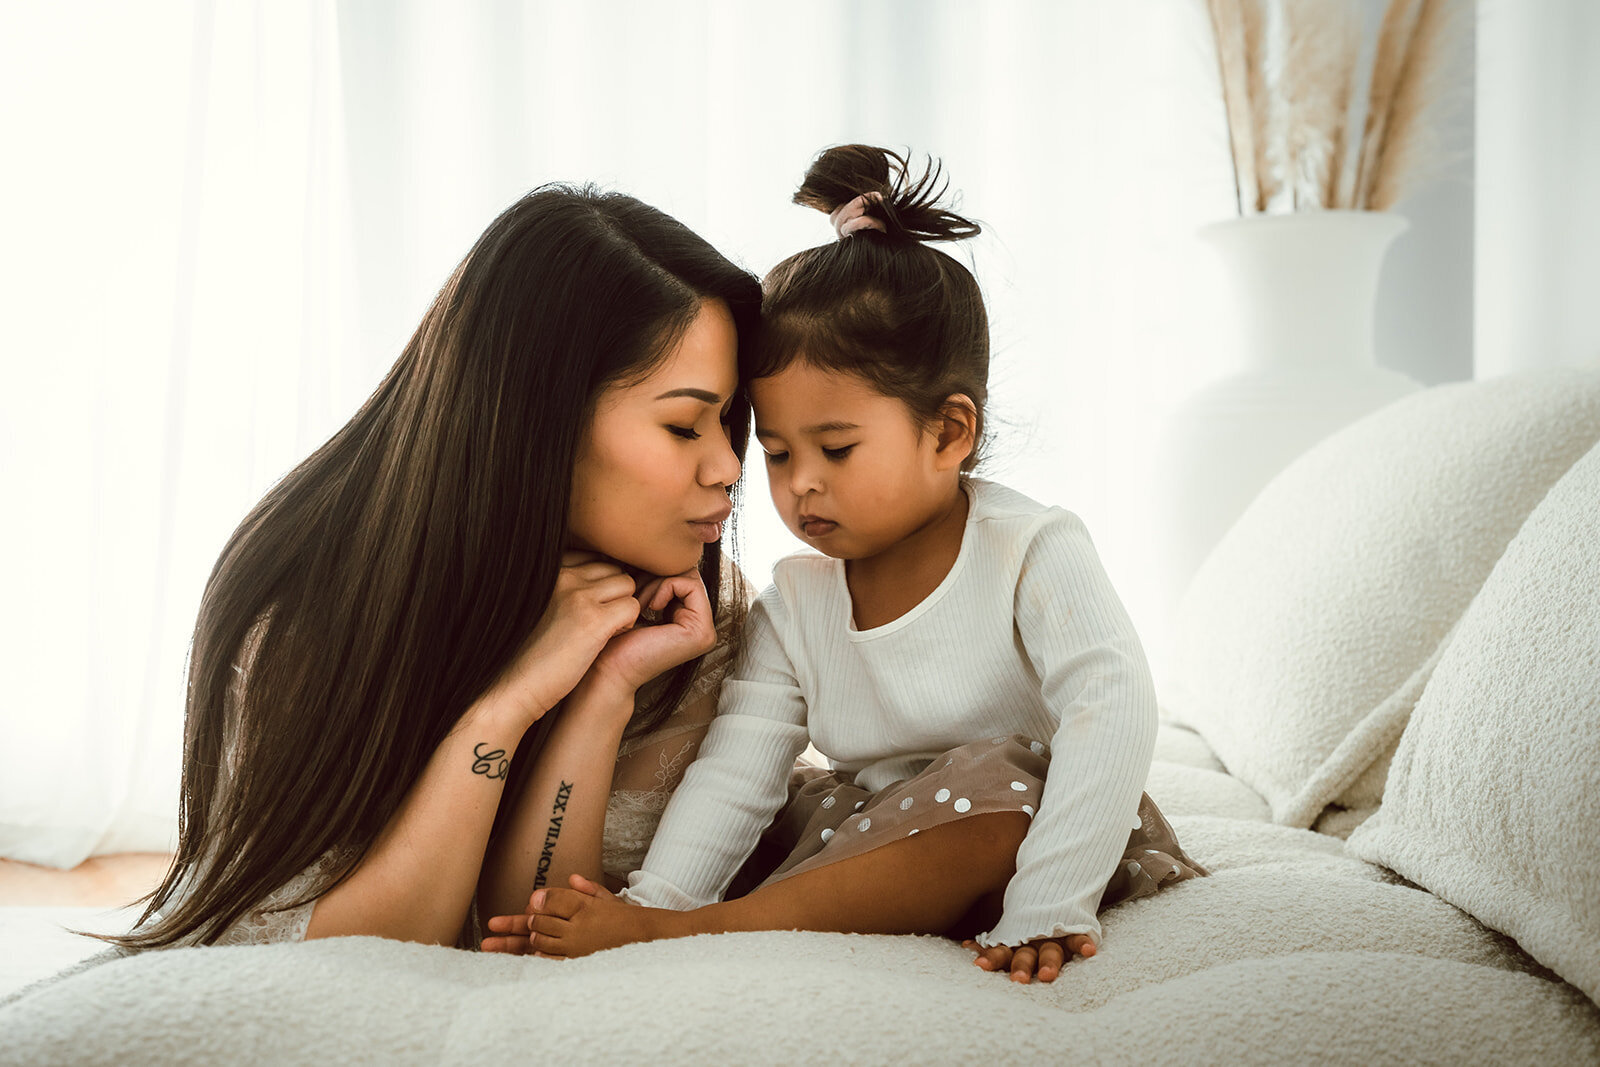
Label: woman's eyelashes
xmin=669 ymin=407 xmax=737 ymax=442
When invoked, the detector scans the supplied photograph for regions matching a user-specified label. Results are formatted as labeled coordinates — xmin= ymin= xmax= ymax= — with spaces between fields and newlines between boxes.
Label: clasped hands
xmin=476 ymin=552 xmax=716 ymax=730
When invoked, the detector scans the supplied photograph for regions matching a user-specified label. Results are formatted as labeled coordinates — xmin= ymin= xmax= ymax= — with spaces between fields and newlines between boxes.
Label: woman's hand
xmin=472 ymin=552 xmax=644 ymax=729
xmin=578 ymin=567 xmax=717 ymax=701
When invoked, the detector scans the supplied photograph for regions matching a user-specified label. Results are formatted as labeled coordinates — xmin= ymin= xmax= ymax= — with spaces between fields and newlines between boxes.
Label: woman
xmin=112 ymin=184 xmax=760 ymax=949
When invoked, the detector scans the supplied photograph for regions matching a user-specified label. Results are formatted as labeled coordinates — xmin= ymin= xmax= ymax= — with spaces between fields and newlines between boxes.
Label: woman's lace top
xmin=161 ymin=608 xmax=737 ymax=948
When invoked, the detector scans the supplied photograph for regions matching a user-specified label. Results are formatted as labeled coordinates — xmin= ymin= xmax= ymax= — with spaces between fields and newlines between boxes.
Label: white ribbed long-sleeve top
xmin=623 ymin=479 xmax=1159 ymax=947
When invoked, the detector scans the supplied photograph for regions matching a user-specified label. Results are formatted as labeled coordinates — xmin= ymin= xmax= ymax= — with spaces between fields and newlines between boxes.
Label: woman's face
xmin=568 ymin=298 xmax=743 ymax=576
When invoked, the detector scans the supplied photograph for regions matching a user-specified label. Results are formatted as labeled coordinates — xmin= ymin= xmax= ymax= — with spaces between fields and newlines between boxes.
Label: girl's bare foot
xmin=526 ymin=874 xmax=693 ymax=957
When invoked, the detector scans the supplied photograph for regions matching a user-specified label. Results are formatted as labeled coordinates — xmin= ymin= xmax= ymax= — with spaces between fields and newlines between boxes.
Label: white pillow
xmin=1348 ymin=437 xmax=1600 ymax=1003
xmin=1166 ymin=368 xmax=1600 ymax=826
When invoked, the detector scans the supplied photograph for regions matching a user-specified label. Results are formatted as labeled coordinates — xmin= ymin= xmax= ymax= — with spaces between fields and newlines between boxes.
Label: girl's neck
xmin=844 ymin=481 xmax=970 ymax=631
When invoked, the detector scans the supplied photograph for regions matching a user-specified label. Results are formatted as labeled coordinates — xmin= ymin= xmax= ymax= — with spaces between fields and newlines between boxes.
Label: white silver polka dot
xmin=857 ymin=817 xmax=871 ymax=831
xmin=991 ymin=737 xmax=1006 ymax=745
xmin=1022 ymin=805 xmax=1035 ymax=817
xmin=953 ymin=798 xmax=972 ymax=813
xmin=854 ymin=801 xmax=864 ymax=810
xmin=935 ymin=788 xmax=951 ymax=803
xmin=1010 ymin=781 xmax=1028 ymax=792
xmin=1029 ymin=741 xmax=1045 ymax=755
xmin=821 ymin=796 xmax=835 ymax=809
xmin=820 ymin=828 xmax=834 ymax=842
xmin=899 ymin=797 xmax=914 ymax=810
xmin=908 ymin=828 xmax=920 ymax=836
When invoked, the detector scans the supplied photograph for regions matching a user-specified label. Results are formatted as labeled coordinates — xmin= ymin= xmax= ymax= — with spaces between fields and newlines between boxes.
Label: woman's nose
xmin=702 ymin=431 xmax=742 ymax=488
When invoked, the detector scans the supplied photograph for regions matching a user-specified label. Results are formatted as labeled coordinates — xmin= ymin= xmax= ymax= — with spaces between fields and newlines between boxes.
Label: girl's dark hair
xmin=757 ymin=145 xmax=989 ymax=469
xmin=111 ymin=185 xmax=760 ymax=949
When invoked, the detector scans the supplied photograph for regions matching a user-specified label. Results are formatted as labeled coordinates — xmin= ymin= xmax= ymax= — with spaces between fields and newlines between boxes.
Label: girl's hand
xmin=473 ymin=552 xmax=643 ymax=729
xmin=962 ymin=935 xmax=1096 ymax=984
xmin=579 ymin=567 xmax=717 ymax=701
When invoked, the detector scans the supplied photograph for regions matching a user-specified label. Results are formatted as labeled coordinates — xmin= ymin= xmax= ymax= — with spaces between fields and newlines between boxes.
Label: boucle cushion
xmin=1167 ymin=368 xmax=1600 ymax=827
xmin=1348 ymin=437 xmax=1600 ymax=1004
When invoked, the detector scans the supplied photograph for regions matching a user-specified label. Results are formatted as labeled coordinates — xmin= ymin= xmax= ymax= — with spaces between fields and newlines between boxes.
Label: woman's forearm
xmin=478 ymin=678 xmax=634 ymax=925
xmin=301 ymin=701 xmax=530 ymax=945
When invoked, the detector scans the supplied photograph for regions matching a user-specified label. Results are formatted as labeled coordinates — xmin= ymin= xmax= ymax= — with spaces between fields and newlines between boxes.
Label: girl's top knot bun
xmin=795 ymin=144 xmax=980 ymax=244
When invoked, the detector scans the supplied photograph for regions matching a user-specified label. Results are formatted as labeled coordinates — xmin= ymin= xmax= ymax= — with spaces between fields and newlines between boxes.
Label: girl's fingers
xmin=481 ymin=935 xmax=529 ymax=955
xmin=1068 ymin=934 xmax=1096 ymax=958
xmin=1036 ymin=941 xmax=1066 ymax=982
xmin=1009 ymin=945 xmax=1039 ymax=983
xmin=528 ymin=914 xmax=569 ymax=938
xmin=529 ymin=887 xmax=591 ymax=919
xmin=973 ymin=945 xmax=1012 ymax=972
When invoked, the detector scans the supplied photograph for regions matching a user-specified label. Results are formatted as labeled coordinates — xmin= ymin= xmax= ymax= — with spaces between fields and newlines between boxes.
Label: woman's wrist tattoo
xmin=532 ymin=781 xmax=574 ymax=889
xmin=471 ymin=742 xmax=509 ymax=779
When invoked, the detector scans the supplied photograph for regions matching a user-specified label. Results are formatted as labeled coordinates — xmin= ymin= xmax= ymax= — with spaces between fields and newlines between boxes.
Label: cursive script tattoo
xmin=471 ymin=742 xmax=509 ymax=779
xmin=532 ymin=781 xmax=575 ymax=889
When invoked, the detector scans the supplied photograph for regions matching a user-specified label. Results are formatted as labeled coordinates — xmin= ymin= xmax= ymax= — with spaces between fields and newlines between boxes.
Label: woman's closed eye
xmin=821 ymin=445 xmax=855 ymax=461
xmin=667 ymin=425 xmax=702 ymax=441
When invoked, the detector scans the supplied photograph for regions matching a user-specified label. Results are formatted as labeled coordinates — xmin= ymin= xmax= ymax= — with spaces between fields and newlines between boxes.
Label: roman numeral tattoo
xmin=471 ymin=743 xmax=509 ymax=779
xmin=532 ymin=781 xmax=574 ymax=890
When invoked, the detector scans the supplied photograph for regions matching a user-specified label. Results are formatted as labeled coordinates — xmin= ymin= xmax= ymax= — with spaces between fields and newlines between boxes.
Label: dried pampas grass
xmin=1203 ymin=0 xmax=1467 ymax=215
xmin=1357 ymin=0 xmax=1468 ymax=210
xmin=1207 ymin=0 xmax=1264 ymax=214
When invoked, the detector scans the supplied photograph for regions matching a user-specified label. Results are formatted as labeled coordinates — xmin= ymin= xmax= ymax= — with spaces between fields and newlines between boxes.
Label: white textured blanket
xmin=4 ymin=732 xmax=1597 ymax=1065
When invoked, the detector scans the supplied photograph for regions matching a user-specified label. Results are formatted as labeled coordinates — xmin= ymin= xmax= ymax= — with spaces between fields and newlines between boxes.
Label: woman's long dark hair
xmin=113 ymin=185 xmax=760 ymax=948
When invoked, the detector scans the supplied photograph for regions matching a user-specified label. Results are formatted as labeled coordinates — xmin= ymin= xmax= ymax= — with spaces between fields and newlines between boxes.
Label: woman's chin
xmin=610 ymin=542 xmax=708 ymax=579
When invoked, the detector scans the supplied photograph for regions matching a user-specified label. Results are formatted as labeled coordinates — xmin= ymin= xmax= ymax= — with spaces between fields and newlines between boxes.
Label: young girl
xmin=487 ymin=146 xmax=1203 ymax=982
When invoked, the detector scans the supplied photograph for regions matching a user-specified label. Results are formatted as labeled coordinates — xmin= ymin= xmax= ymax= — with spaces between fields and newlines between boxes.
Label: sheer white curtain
xmin=1 ymin=0 xmax=1231 ymax=867
xmin=1 ymin=0 xmax=357 ymax=866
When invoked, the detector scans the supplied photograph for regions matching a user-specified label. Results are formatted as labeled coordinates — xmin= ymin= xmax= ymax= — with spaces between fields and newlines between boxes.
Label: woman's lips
xmin=688 ymin=520 xmax=723 ymax=543
xmin=688 ymin=504 xmax=732 ymax=543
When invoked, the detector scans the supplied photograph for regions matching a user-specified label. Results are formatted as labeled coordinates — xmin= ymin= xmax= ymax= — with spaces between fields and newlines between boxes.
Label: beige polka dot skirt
xmin=727 ymin=734 xmax=1206 ymax=911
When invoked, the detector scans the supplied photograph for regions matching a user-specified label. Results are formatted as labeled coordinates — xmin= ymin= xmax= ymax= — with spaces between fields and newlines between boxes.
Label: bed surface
xmin=3 ymin=725 xmax=1596 ymax=1065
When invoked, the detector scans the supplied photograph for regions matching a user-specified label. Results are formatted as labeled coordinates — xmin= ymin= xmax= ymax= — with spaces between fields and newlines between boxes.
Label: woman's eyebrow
xmin=654 ymin=387 xmax=722 ymax=403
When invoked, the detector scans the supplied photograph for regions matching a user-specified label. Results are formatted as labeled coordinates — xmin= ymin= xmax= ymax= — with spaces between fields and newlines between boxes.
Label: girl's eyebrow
xmin=755 ymin=421 xmax=859 ymax=440
xmin=801 ymin=420 xmax=860 ymax=435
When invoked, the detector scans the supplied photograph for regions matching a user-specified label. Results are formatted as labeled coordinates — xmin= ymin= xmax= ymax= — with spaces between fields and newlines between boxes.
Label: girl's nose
xmin=788 ymin=458 xmax=823 ymax=498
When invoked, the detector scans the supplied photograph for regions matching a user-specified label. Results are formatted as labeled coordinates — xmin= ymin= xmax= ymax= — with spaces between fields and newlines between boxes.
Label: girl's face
xmin=750 ymin=361 xmax=966 ymax=561
xmin=568 ymin=298 xmax=742 ymax=576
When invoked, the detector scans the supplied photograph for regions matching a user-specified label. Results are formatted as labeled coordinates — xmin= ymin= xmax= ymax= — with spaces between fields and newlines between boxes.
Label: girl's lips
xmin=800 ymin=518 xmax=837 ymax=537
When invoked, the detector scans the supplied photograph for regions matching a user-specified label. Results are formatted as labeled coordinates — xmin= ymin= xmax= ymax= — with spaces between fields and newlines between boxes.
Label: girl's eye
xmin=668 ymin=426 xmax=702 ymax=441
xmin=822 ymin=445 xmax=855 ymax=461
xmin=764 ymin=451 xmax=789 ymax=465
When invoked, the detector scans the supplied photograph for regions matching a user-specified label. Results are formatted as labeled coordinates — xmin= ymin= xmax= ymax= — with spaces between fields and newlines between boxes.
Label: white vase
xmin=1151 ymin=211 xmax=1422 ymax=652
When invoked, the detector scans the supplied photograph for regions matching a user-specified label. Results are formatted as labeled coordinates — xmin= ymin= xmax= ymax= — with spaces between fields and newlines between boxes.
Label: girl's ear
xmin=932 ymin=394 xmax=978 ymax=471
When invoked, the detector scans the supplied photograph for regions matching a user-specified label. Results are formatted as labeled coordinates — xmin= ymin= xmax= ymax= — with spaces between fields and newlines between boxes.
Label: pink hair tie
xmin=829 ymin=192 xmax=887 ymax=239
